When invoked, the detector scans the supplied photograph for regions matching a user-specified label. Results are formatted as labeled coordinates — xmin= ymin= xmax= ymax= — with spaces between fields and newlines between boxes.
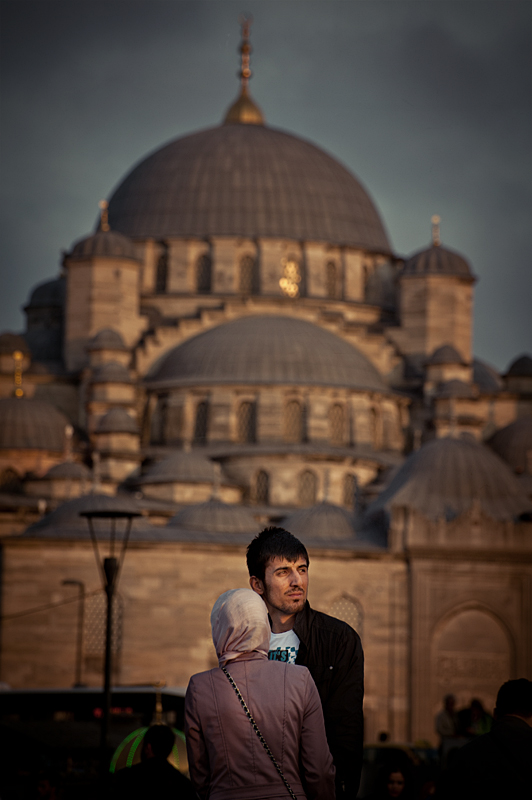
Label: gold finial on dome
xmin=223 ymin=16 xmax=265 ymax=125
xmin=99 ymin=199 xmax=110 ymax=232
xmin=431 ymin=215 xmax=441 ymax=246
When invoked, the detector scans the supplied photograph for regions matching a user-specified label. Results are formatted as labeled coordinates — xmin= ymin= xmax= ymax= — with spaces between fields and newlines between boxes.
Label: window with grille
xmin=298 ymin=470 xmax=317 ymax=506
xmin=255 ymin=470 xmax=269 ymax=505
xmin=150 ymin=395 xmax=167 ymax=445
xmin=193 ymin=401 xmax=209 ymax=444
xmin=155 ymin=244 xmax=168 ymax=293
xmin=328 ymin=595 xmax=363 ymax=638
xmin=196 ymin=254 xmax=212 ymax=294
xmin=329 ymin=404 xmax=345 ymax=446
xmin=326 ymin=261 xmax=337 ymax=299
xmin=237 ymin=401 xmax=257 ymax=443
xmin=165 ymin=404 xmax=183 ymax=445
xmin=343 ymin=473 xmax=357 ymax=509
xmin=284 ymin=400 xmax=305 ymax=443
xmin=382 ymin=409 xmax=396 ymax=450
xmin=239 ymin=254 xmax=259 ymax=295
xmin=84 ymin=591 xmax=123 ymax=677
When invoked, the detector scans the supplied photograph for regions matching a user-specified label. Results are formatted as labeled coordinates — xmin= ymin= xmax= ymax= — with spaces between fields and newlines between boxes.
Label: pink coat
xmin=185 ymin=653 xmax=336 ymax=800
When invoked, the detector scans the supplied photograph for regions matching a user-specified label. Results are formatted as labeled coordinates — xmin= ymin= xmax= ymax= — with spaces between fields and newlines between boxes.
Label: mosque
xmin=0 ymin=24 xmax=531 ymax=746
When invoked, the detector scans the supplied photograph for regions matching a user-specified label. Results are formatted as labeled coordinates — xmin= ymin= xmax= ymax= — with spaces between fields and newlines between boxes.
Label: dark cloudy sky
xmin=1 ymin=0 xmax=530 ymax=371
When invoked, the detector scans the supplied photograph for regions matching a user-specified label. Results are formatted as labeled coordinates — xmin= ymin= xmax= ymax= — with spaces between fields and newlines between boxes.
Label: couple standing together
xmin=185 ymin=526 xmax=364 ymax=800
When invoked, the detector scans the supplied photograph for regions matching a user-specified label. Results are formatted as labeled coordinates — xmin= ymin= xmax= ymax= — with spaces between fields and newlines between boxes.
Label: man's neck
xmin=270 ymin=610 xmax=296 ymax=634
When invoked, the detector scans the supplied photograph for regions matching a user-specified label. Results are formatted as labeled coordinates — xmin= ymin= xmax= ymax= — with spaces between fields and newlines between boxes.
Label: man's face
xmin=251 ymin=556 xmax=309 ymax=619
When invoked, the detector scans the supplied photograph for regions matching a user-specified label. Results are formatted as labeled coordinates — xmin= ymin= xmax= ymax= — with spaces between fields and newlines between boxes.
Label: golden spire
xmin=99 ymin=199 xmax=110 ymax=232
xmin=224 ymin=16 xmax=265 ymax=125
xmin=431 ymin=215 xmax=441 ymax=247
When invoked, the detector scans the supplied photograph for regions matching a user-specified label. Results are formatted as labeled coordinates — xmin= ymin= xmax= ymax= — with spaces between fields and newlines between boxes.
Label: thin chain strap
xmin=221 ymin=666 xmax=298 ymax=800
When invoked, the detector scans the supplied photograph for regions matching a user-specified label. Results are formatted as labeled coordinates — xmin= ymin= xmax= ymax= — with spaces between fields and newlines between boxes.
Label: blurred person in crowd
xmin=185 ymin=588 xmax=335 ymax=800
xmin=434 ymin=694 xmax=459 ymax=767
xmin=437 ymin=678 xmax=532 ymax=799
xmin=366 ymin=764 xmax=414 ymax=799
xmin=458 ymin=697 xmax=493 ymax=738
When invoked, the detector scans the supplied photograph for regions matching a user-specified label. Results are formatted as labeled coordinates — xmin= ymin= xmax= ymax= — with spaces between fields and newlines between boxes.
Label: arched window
xmin=0 ymin=467 xmax=22 ymax=492
xmin=343 ymin=473 xmax=357 ymax=509
xmin=255 ymin=470 xmax=269 ymax=505
xmin=193 ymin=401 xmax=209 ymax=444
xmin=328 ymin=595 xmax=363 ymax=638
xmin=382 ymin=407 xmax=397 ymax=450
xmin=196 ymin=253 xmax=212 ymax=294
xmin=155 ymin=243 xmax=168 ymax=293
xmin=326 ymin=261 xmax=337 ymax=299
xmin=239 ymin=254 xmax=259 ymax=295
xmin=237 ymin=401 xmax=257 ymax=443
xmin=329 ymin=404 xmax=345 ymax=446
xmin=150 ymin=394 xmax=168 ymax=445
xmin=284 ymin=400 xmax=306 ymax=443
xmin=298 ymin=470 xmax=317 ymax=506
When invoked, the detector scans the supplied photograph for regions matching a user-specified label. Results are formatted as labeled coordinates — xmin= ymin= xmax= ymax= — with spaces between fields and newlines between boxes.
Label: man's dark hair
xmin=495 ymin=678 xmax=532 ymax=718
xmin=142 ymin=724 xmax=176 ymax=759
xmin=246 ymin=527 xmax=309 ymax=581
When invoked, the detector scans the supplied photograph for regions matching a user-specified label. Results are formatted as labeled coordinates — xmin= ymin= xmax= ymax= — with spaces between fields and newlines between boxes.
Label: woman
xmin=185 ymin=588 xmax=335 ymax=800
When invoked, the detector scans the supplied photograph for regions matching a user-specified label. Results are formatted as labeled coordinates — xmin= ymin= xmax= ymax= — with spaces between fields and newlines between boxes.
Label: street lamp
xmin=79 ymin=494 xmax=141 ymax=770
xmin=62 ymin=579 xmax=86 ymax=687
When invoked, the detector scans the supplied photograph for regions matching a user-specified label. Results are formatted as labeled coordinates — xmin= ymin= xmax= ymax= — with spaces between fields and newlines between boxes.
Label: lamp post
xmin=62 ymin=579 xmax=85 ymax=687
xmin=80 ymin=495 xmax=141 ymax=771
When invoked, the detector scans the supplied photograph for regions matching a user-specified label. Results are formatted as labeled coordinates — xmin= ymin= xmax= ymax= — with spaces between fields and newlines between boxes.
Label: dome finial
xmin=99 ymin=199 xmax=110 ymax=232
xmin=223 ymin=16 xmax=265 ymax=125
xmin=431 ymin=214 xmax=441 ymax=246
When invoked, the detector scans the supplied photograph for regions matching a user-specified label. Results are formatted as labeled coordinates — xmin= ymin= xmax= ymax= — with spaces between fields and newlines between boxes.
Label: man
xmin=247 ymin=526 xmax=364 ymax=798
xmin=434 ymin=693 xmax=459 ymax=768
xmin=437 ymin=678 xmax=532 ymax=799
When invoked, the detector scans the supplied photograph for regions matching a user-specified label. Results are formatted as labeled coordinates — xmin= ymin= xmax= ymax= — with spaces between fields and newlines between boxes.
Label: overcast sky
xmin=1 ymin=0 xmax=530 ymax=371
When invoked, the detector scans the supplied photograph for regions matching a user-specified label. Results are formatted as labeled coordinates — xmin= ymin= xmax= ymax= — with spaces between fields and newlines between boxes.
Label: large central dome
xmin=107 ymin=124 xmax=390 ymax=252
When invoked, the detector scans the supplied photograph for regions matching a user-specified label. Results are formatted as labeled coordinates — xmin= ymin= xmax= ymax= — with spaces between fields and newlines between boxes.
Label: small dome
xmin=487 ymin=418 xmax=532 ymax=474
xmin=427 ymin=345 xmax=464 ymax=366
xmin=24 ymin=493 xmax=141 ymax=538
xmin=96 ymin=409 xmax=138 ymax=434
xmin=87 ymin=329 xmax=128 ymax=351
xmin=403 ymin=244 xmax=474 ymax=280
xmin=168 ymin=498 xmax=258 ymax=534
xmin=25 ymin=277 xmax=65 ymax=309
xmin=0 ymin=332 xmax=30 ymax=356
xmin=69 ymin=229 xmax=139 ymax=261
xmin=505 ymin=354 xmax=532 ymax=377
xmin=44 ymin=462 xmax=91 ymax=480
xmin=91 ymin=362 xmax=132 ymax=384
xmin=473 ymin=359 xmax=503 ymax=393
xmin=282 ymin=502 xmax=357 ymax=543
xmin=137 ymin=451 xmax=218 ymax=485
xmin=364 ymin=436 xmax=532 ymax=522
xmin=0 ymin=398 xmax=70 ymax=451
xmin=148 ymin=316 xmax=387 ymax=392
xmin=435 ymin=380 xmax=477 ymax=399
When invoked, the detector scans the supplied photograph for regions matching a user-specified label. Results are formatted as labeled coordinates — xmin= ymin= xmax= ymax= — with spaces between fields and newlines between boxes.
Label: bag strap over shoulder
xmin=221 ymin=666 xmax=298 ymax=800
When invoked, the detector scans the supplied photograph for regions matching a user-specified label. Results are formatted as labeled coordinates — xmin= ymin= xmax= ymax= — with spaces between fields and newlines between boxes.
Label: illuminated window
xmin=155 ymin=244 xmax=168 ymax=293
xmin=193 ymin=401 xmax=209 ymax=444
xmin=237 ymin=401 xmax=256 ymax=443
xmin=343 ymin=473 xmax=357 ymax=508
xmin=196 ymin=254 xmax=212 ymax=294
xmin=239 ymin=254 xmax=259 ymax=295
xmin=328 ymin=595 xmax=363 ymax=638
xmin=280 ymin=257 xmax=303 ymax=298
xmin=329 ymin=404 xmax=345 ymax=446
xmin=298 ymin=470 xmax=317 ymax=506
xmin=326 ymin=261 xmax=337 ymax=299
xmin=255 ymin=470 xmax=269 ymax=505
xmin=284 ymin=400 xmax=305 ymax=443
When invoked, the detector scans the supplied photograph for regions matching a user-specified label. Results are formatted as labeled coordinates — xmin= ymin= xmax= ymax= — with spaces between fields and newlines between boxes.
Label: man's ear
xmin=249 ymin=575 xmax=264 ymax=596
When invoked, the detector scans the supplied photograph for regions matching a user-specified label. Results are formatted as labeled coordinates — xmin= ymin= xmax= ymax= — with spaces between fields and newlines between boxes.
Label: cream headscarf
xmin=211 ymin=588 xmax=270 ymax=667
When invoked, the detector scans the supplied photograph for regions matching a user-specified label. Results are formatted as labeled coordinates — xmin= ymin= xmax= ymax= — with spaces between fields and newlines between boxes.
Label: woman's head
xmin=385 ymin=766 xmax=408 ymax=798
xmin=211 ymin=588 xmax=270 ymax=667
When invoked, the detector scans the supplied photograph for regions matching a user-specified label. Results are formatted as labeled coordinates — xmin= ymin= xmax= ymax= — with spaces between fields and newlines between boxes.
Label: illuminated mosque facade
xmin=1 ymin=25 xmax=531 ymax=745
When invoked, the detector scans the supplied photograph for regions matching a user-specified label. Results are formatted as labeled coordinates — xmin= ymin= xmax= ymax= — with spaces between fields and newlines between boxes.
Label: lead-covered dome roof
xmin=487 ymin=418 xmax=532 ymax=474
xmin=403 ymin=244 xmax=474 ymax=280
xmin=107 ymin=124 xmax=390 ymax=253
xmin=147 ymin=315 xmax=387 ymax=392
xmin=69 ymin=229 xmax=139 ymax=261
xmin=0 ymin=398 xmax=70 ymax=451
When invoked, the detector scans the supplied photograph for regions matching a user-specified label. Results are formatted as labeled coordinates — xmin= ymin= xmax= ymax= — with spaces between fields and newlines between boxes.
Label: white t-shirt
xmin=268 ymin=629 xmax=300 ymax=664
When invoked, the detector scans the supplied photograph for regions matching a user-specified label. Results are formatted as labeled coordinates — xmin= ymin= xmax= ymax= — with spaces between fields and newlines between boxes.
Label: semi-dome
xmin=136 ymin=451 xmax=218 ymax=485
xmin=107 ymin=124 xmax=390 ymax=253
xmin=69 ymin=229 xmax=139 ymax=261
xmin=0 ymin=398 xmax=70 ymax=451
xmin=403 ymin=244 xmax=474 ymax=280
xmin=282 ymin=501 xmax=357 ymax=543
xmin=24 ymin=493 xmax=141 ymax=538
xmin=96 ymin=408 xmax=138 ymax=434
xmin=44 ymin=461 xmax=91 ymax=480
xmin=147 ymin=315 xmax=387 ymax=392
xmin=505 ymin=355 xmax=532 ymax=377
xmin=427 ymin=345 xmax=464 ymax=365
xmin=87 ymin=329 xmax=128 ymax=351
xmin=487 ymin=418 xmax=532 ymax=474
xmin=167 ymin=498 xmax=258 ymax=534
xmin=25 ymin=277 xmax=65 ymax=309
xmin=473 ymin=359 xmax=503 ymax=393
xmin=364 ymin=436 xmax=532 ymax=522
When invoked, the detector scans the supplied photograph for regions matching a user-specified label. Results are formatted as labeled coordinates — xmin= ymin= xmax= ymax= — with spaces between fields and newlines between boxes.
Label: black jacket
xmin=294 ymin=601 xmax=364 ymax=799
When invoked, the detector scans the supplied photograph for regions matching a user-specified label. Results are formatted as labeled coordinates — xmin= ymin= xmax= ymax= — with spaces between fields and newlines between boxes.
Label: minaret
xmin=224 ymin=17 xmax=264 ymax=125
